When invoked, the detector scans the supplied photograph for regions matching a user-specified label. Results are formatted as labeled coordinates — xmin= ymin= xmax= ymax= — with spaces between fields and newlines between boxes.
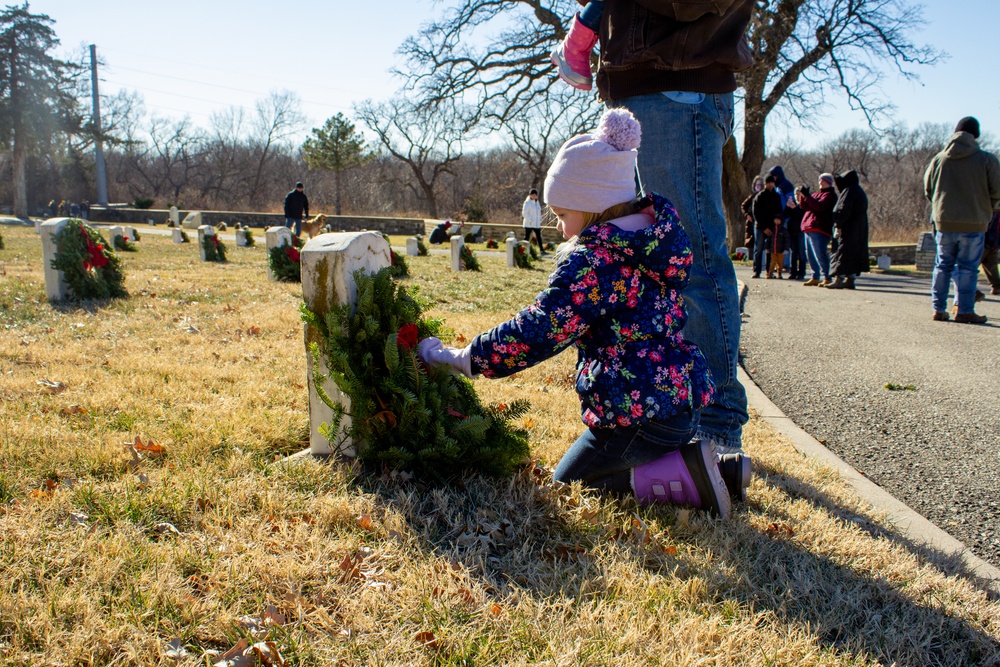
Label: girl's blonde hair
xmin=550 ymin=198 xmax=645 ymax=262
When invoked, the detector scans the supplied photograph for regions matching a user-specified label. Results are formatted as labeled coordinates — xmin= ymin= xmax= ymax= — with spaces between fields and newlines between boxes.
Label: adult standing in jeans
xmin=283 ymin=181 xmax=310 ymax=238
xmin=521 ymin=188 xmax=545 ymax=254
xmin=750 ymin=174 xmax=783 ymax=279
xmin=593 ymin=0 xmax=754 ymax=455
xmin=797 ymin=173 xmax=837 ymax=286
xmin=924 ymin=117 xmax=1000 ymax=324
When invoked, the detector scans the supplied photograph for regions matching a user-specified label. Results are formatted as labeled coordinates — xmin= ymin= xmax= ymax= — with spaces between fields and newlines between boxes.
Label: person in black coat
xmin=750 ymin=174 xmax=783 ymax=278
xmin=827 ymin=170 xmax=870 ymax=289
xmin=428 ymin=220 xmax=452 ymax=244
xmin=283 ymin=182 xmax=310 ymax=237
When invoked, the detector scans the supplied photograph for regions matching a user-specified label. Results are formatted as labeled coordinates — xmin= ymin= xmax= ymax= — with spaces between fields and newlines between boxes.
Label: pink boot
xmin=550 ymin=14 xmax=598 ymax=90
xmin=632 ymin=439 xmax=732 ymax=519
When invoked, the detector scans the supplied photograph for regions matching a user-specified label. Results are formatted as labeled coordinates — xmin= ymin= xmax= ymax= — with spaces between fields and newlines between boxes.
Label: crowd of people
xmin=742 ymin=166 xmax=869 ymax=289
xmin=48 ymin=199 xmax=90 ymax=220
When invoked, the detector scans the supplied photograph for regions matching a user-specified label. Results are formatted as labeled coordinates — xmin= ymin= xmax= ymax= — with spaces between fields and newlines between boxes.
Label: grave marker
xmin=265 ymin=226 xmax=294 ymax=281
xmin=169 ymin=206 xmax=179 ymax=227
xmin=406 ymin=237 xmax=419 ymax=256
xmin=172 ymin=228 xmax=184 ymax=244
xmin=182 ymin=211 xmax=202 ymax=229
xmin=506 ymin=237 xmax=517 ymax=267
xmin=109 ymin=226 xmax=125 ymax=247
xmin=197 ymin=225 xmax=215 ymax=261
xmin=301 ymin=232 xmax=391 ymax=456
xmin=235 ymin=229 xmax=249 ymax=247
xmin=40 ymin=218 xmax=71 ymax=301
xmin=451 ymin=235 xmax=464 ymax=272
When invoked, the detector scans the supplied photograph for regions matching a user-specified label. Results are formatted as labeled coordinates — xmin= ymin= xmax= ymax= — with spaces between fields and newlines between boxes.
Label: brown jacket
xmin=595 ymin=0 xmax=755 ymax=101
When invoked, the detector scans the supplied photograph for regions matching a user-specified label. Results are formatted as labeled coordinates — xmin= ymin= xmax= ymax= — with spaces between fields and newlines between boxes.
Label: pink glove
xmin=417 ymin=337 xmax=474 ymax=377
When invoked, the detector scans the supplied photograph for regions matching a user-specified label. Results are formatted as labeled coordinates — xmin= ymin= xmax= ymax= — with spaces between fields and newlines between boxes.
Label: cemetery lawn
xmin=1 ymin=224 xmax=999 ymax=666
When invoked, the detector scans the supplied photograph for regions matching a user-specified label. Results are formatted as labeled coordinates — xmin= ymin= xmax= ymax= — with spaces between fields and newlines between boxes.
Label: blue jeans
xmin=615 ymin=92 xmax=747 ymax=450
xmin=286 ymin=217 xmax=302 ymax=237
xmin=753 ymin=227 xmax=770 ymax=275
xmin=578 ymin=0 xmax=605 ymax=30
xmin=805 ymin=232 xmax=831 ymax=280
xmin=553 ymin=410 xmax=699 ymax=491
xmin=932 ymin=232 xmax=985 ymax=314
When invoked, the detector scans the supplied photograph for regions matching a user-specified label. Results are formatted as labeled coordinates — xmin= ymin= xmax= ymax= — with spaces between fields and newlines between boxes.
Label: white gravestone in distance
xmin=877 ymin=255 xmax=891 ymax=270
xmin=406 ymin=237 xmax=419 ymax=256
xmin=516 ymin=240 xmax=531 ymax=263
xmin=301 ymin=231 xmax=391 ymax=457
xmin=172 ymin=228 xmax=184 ymax=244
xmin=265 ymin=226 xmax=294 ymax=281
xmin=109 ymin=226 xmax=125 ymax=248
xmin=34 ymin=219 xmax=41 ymax=234
xmin=506 ymin=237 xmax=517 ymax=267
xmin=197 ymin=225 xmax=216 ymax=261
xmin=169 ymin=206 xmax=180 ymax=227
xmin=235 ymin=229 xmax=249 ymax=247
xmin=182 ymin=211 xmax=202 ymax=230
xmin=450 ymin=235 xmax=464 ymax=272
xmin=124 ymin=227 xmax=137 ymax=242
xmin=506 ymin=231 xmax=516 ymax=239
xmin=40 ymin=218 xmax=71 ymax=301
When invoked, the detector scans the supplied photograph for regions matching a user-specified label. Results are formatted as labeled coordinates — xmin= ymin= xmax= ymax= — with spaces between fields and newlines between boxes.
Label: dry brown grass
xmin=1 ymin=224 xmax=999 ymax=666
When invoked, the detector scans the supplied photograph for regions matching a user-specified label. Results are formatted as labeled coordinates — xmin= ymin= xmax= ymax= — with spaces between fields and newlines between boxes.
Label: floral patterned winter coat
xmin=470 ymin=193 xmax=714 ymax=429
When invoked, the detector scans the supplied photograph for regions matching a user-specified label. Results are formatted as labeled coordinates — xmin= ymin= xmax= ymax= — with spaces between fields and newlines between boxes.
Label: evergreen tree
xmin=302 ymin=268 xmax=530 ymax=481
xmin=301 ymin=113 xmax=372 ymax=215
xmin=0 ymin=4 xmax=82 ymax=217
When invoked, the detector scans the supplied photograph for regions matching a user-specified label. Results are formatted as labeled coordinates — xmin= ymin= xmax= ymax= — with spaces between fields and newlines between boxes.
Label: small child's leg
xmin=578 ymin=0 xmax=605 ymax=31
xmin=551 ymin=4 xmax=601 ymax=90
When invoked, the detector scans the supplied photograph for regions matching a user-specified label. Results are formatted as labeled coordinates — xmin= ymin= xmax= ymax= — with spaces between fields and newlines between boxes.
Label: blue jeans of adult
xmin=932 ymin=232 xmax=985 ymax=314
xmin=614 ymin=92 xmax=747 ymax=451
xmin=285 ymin=217 xmax=302 ymax=237
xmin=553 ymin=409 xmax=699 ymax=491
xmin=789 ymin=231 xmax=806 ymax=277
xmin=805 ymin=232 xmax=831 ymax=281
xmin=752 ymin=227 xmax=770 ymax=276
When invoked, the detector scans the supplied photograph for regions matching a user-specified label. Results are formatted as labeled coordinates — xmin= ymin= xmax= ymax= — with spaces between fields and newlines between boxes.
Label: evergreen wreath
xmin=382 ymin=233 xmax=408 ymax=278
xmin=268 ymin=241 xmax=301 ymax=282
xmin=202 ymin=233 xmax=227 ymax=262
xmin=132 ymin=229 xmax=141 ymax=242
xmin=302 ymin=267 xmax=530 ymax=480
xmin=513 ymin=243 xmax=534 ymax=269
xmin=486 ymin=238 xmax=498 ymax=249
xmin=180 ymin=230 xmax=190 ymax=243
xmin=545 ymin=241 xmax=556 ymax=251
xmin=243 ymin=229 xmax=256 ymax=247
xmin=528 ymin=243 xmax=540 ymax=260
xmin=459 ymin=244 xmax=481 ymax=271
xmin=417 ymin=238 xmax=428 ymax=256
xmin=0 ymin=232 xmax=4 ymax=250
xmin=51 ymin=219 xmax=127 ymax=300
xmin=113 ymin=234 xmax=137 ymax=252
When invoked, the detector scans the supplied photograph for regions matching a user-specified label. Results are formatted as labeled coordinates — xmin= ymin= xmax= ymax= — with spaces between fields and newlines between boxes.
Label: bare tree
xmin=355 ymin=98 xmax=472 ymax=218
xmin=245 ymin=90 xmax=305 ymax=209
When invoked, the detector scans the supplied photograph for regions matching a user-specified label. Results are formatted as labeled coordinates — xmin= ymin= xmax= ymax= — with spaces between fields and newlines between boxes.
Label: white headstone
xmin=406 ymin=237 xmax=419 ymax=256
xmin=265 ymin=226 xmax=294 ymax=281
xmin=506 ymin=237 xmax=517 ymax=267
xmin=197 ymin=225 xmax=215 ymax=261
xmin=877 ymin=255 xmax=891 ymax=270
xmin=182 ymin=211 xmax=202 ymax=230
xmin=172 ymin=228 xmax=184 ymax=244
xmin=516 ymin=241 xmax=531 ymax=263
xmin=450 ymin=235 xmax=464 ymax=272
xmin=506 ymin=231 xmax=516 ymax=239
xmin=109 ymin=226 xmax=125 ymax=247
xmin=40 ymin=218 xmax=71 ymax=302
xmin=34 ymin=219 xmax=41 ymax=234
xmin=301 ymin=232 xmax=392 ymax=457
xmin=124 ymin=227 xmax=137 ymax=242
xmin=735 ymin=246 xmax=749 ymax=260
xmin=169 ymin=206 xmax=179 ymax=226
xmin=235 ymin=229 xmax=248 ymax=247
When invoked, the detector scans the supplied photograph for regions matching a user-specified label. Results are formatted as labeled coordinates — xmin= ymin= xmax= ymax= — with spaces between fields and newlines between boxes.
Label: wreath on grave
xmin=268 ymin=241 xmax=301 ymax=282
xmin=51 ymin=219 xmax=128 ymax=300
xmin=381 ymin=233 xmax=408 ymax=278
xmin=528 ymin=243 xmax=540 ymax=260
xmin=545 ymin=241 xmax=556 ymax=251
xmin=202 ymin=233 xmax=227 ymax=262
xmin=0 ymin=232 xmax=4 ymax=250
xmin=243 ymin=229 xmax=256 ymax=247
xmin=513 ymin=243 xmax=534 ymax=269
xmin=459 ymin=244 xmax=481 ymax=271
xmin=302 ymin=267 xmax=530 ymax=480
xmin=180 ymin=230 xmax=190 ymax=243
xmin=132 ymin=229 xmax=141 ymax=242
xmin=486 ymin=238 xmax=498 ymax=249
xmin=417 ymin=239 xmax=428 ymax=256
xmin=113 ymin=234 xmax=137 ymax=252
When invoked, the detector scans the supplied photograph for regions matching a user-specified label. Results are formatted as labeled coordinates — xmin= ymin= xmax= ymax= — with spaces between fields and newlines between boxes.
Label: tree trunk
xmin=334 ymin=169 xmax=342 ymax=216
xmin=721 ymin=136 xmax=747 ymax=252
xmin=740 ymin=114 xmax=767 ymax=185
xmin=13 ymin=135 xmax=28 ymax=218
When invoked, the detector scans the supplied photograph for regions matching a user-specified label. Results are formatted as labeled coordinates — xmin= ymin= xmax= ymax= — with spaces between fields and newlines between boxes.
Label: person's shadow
xmin=353 ymin=460 xmax=1000 ymax=665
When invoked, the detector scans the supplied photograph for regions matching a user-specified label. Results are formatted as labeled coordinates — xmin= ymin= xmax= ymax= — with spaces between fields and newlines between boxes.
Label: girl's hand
xmin=417 ymin=337 xmax=474 ymax=377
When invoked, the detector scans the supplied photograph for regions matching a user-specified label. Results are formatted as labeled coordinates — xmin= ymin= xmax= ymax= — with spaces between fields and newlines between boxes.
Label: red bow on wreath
xmin=285 ymin=246 xmax=300 ymax=263
xmin=396 ymin=323 xmax=418 ymax=350
xmin=81 ymin=227 xmax=109 ymax=270
xmin=212 ymin=236 xmax=220 ymax=247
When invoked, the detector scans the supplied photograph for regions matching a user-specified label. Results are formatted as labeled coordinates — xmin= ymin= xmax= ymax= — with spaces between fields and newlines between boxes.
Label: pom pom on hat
xmin=594 ymin=108 xmax=641 ymax=151
xmin=544 ymin=108 xmax=642 ymax=214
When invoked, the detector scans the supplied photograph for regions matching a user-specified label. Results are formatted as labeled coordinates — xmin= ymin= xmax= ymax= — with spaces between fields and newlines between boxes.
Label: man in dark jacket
xmin=750 ymin=174 xmax=783 ymax=278
xmin=982 ymin=211 xmax=1000 ymax=295
xmin=595 ymin=0 xmax=754 ymax=456
xmin=923 ymin=117 xmax=1000 ymax=323
xmin=283 ymin=182 xmax=309 ymax=237
xmin=827 ymin=171 xmax=869 ymax=289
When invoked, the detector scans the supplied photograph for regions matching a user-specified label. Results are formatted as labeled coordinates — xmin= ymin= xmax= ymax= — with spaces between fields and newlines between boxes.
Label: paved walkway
xmin=737 ymin=266 xmax=1000 ymax=568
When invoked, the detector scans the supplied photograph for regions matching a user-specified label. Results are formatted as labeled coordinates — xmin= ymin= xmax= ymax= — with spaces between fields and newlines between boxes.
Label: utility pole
xmin=90 ymin=44 xmax=108 ymax=206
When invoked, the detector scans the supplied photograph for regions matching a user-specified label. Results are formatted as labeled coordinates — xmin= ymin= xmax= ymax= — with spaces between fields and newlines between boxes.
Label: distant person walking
xmin=750 ymin=174 xmax=783 ymax=279
xmin=982 ymin=210 xmax=1000 ymax=296
xmin=283 ymin=182 xmax=310 ymax=237
xmin=521 ymin=188 xmax=545 ymax=254
xmin=924 ymin=116 xmax=1000 ymax=323
xmin=797 ymin=173 xmax=837 ymax=286
xmin=826 ymin=170 xmax=869 ymax=289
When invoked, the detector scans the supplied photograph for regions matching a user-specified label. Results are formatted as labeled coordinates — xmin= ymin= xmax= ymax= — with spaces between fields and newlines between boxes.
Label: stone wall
xmin=88 ymin=207 xmax=425 ymax=235
xmin=869 ymin=244 xmax=917 ymax=265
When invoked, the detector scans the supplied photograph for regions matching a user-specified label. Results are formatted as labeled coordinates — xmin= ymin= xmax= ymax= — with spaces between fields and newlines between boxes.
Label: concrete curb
xmin=736 ymin=280 xmax=1000 ymax=596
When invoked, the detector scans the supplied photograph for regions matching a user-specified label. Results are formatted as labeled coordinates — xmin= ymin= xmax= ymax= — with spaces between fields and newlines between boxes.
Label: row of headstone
xmin=109 ymin=226 xmax=138 ymax=246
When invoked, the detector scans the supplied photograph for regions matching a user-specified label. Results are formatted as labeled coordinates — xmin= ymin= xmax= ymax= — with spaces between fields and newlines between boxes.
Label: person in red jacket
xmin=797 ymin=173 xmax=837 ymax=286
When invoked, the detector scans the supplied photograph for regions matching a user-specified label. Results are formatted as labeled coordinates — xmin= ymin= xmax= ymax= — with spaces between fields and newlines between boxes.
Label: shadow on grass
xmin=351 ymin=459 xmax=1000 ymax=666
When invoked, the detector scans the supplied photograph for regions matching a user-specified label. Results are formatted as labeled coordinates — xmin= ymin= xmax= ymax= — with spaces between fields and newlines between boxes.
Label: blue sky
xmin=29 ymin=0 xmax=1000 ymax=151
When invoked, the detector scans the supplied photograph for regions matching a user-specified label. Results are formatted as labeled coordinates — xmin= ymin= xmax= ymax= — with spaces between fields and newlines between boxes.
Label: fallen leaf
xmin=37 ymin=378 xmax=67 ymax=394
xmin=664 ymin=545 xmax=679 ymax=556
xmin=186 ymin=325 xmax=200 ymax=334
xmin=59 ymin=404 xmax=88 ymax=416
xmin=249 ymin=642 xmax=286 ymax=667
xmin=131 ymin=436 xmax=165 ymax=456
xmin=125 ymin=445 xmax=142 ymax=470
xmin=136 ymin=473 xmax=149 ymax=487
xmin=214 ymin=639 xmax=251 ymax=667
xmin=262 ymin=604 xmax=285 ymax=627
xmin=414 ymin=631 xmax=438 ymax=648
xmin=766 ymin=522 xmax=795 ymax=538
xmin=356 ymin=514 xmax=373 ymax=530
xmin=676 ymin=509 xmax=691 ymax=529
xmin=212 ymin=351 xmax=221 ymax=360
xmin=247 ymin=326 xmax=261 ymax=336
xmin=153 ymin=522 xmax=181 ymax=537
xmin=164 ymin=638 xmax=189 ymax=661
xmin=489 ymin=602 xmax=503 ymax=616
xmin=69 ymin=512 xmax=89 ymax=526
xmin=454 ymin=333 xmax=467 ymax=344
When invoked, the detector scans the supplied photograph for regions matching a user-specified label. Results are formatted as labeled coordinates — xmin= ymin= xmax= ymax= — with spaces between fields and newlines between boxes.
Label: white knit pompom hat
xmin=544 ymin=108 xmax=641 ymax=214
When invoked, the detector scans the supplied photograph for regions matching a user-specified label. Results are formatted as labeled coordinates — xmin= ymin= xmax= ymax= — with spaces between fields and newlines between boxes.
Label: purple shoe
xmin=631 ymin=439 xmax=732 ymax=519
